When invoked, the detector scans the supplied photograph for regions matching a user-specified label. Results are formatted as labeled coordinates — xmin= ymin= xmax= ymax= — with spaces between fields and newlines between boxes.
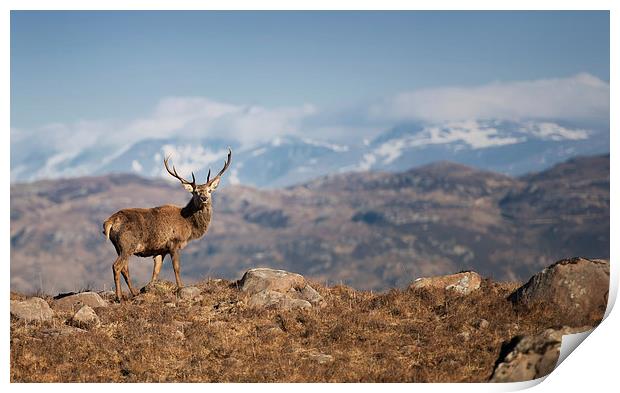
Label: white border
xmin=3 ymin=2 xmax=616 ymax=392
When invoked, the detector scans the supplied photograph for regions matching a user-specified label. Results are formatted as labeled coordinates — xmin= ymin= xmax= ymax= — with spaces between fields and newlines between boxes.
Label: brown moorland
xmin=10 ymin=275 xmax=604 ymax=383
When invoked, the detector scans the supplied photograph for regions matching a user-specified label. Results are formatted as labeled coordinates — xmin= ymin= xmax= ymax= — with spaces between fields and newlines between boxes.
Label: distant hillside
xmin=10 ymin=155 xmax=609 ymax=294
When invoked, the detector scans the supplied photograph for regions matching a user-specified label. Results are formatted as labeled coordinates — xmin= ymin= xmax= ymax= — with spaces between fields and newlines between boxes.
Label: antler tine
xmin=163 ymin=155 xmax=196 ymax=189
xmin=205 ymin=147 xmax=233 ymax=186
xmin=215 ymin=148 xmax=233 ymax=178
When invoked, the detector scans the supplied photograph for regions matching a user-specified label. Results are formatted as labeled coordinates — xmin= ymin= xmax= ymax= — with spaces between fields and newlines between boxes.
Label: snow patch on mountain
xmin=522 ymin=122 xmax=588 ymax=141
xmin=131 ymin=160 xmax=143 ymax=173
xmin=353 ymin=120 xmax=592 ymax=171
xmin=229 ymin=162 xmax=242 ymax=185
xmin=301 ymin=138 xmax=349 ymax=152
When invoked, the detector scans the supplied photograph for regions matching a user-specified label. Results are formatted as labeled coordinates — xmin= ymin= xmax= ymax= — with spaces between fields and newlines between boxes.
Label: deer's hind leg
xmin=147 ymin=255 xmax=164 ymax=287
xmin=112 ymin=255 xmax=130 ymax=301
xmin=121 ymin=262 xmax=139 ymax=297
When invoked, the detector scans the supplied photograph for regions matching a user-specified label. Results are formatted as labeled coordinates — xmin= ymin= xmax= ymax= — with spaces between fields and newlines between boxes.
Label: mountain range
xmin=10 ymin=119 xmax=609 ymax=188
xmin=10 ymin=154 xmax=609 ymax=295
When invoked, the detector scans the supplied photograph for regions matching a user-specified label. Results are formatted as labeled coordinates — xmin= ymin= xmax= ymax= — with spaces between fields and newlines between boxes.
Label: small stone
xmin=209 ymin=321 xmax=227 ymax=329
xmin=41 ymin=326 xmax=87 ymax=337
xmin=178 ymin=286 xmax=202 ymax=301
xmin=10 ymin=297 xmax=54 ymax=323
xmin=400 ymin=345 xmax=420 ymax=355
xmin=410 ymin=271 xmax=482 ymax=295
xmin=298 ymin=285 xmax=325 ymax=307
xmin=303 ymin=349 xmax=334 ymax=364
xmin=311 ymin=353 xmax=334 ymax=364
xmin=141 ymin=280 xmax=177 ymax=295
xmin=476 ymin=319 xmax=490 ymax=329
xmin=98 ymin=291 xmax=116 ymax=301
xmin=457 ymin=331 xmax=471 ymax=341
xmin=70 ymin=305 xmax=101 ymax=329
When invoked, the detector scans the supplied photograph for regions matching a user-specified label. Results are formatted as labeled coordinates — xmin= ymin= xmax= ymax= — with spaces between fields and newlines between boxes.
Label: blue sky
xmin=11 ymin=11 xmax=609 ymax=129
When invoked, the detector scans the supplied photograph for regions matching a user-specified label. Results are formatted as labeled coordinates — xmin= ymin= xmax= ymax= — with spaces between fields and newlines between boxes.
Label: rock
xmin=178 ymin=286 xmax=202 ymax=301
xmin=70 ymin=305 xmax=101 ymax=329
xmin=209 ymin=321 xmax=228 ymax=329
xmin=41 ymin=326 xmax=87 ymax=337
xmin=248 ymin=290 xmax=312 ymax=310
xmin=490 ymin=326 xmax=591 ymax=382
xmin=10 ymin=297 xmax=54 ymax=323
xmin=400 ymin=345 xmax=420 ymax=355
xmin=239 ymin=268 xmax=324 ymax=309
xmin=300 ymin=349 xmax=334 ymax=364
xmin=476 ymin=319 xmax=490 ymax=329
xmin=239 ymin=268 xmax=307 ymax=295
xmin=141 ymin=280 xmax=177 ymax=296
xmin=309 ymin=352 xmax=334 ymax=364
xmin=213 ymin=300 xmax=242 ymax=313
xmin=509 ymin=258 xmax=609 ymax=322
xmin=53 ymin=292 xmax=108 ymax=312
xmin=298 ymin=285 xmax=324 ymax=306
xmin=98 ymin=290 xmax=116 ymax=301
xmin=457 ymin=331 xmax=470 ymax=342
xmin=410 ymin=271 xmax=482 ymax=294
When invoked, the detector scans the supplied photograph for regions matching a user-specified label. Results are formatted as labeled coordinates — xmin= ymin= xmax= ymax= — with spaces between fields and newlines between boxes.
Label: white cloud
xmin=120 ymin=97 xmax=315 ymax=148
xmin=369 ymin=73 xmax=609 ymax=124
xmin=11 ymin=97 xmax=316 ymax=180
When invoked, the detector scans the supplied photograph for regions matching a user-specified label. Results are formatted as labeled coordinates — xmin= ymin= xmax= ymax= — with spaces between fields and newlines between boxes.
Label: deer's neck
xmin=181 ymin=199 xmax=212 ymax=240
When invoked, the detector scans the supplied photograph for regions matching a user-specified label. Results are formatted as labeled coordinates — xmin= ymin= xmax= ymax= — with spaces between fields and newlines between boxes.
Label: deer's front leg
xmin=170 ymin=250 xmax=184 ymax=289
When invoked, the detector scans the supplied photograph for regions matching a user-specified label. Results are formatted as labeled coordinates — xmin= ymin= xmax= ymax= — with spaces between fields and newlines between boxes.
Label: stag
xmin=103 ymin=148 xmax=232 ymax=301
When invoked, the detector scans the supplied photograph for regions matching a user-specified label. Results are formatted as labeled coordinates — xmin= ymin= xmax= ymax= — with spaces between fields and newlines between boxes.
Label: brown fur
xmin=103 ymin=150 xmax=231 ymax=301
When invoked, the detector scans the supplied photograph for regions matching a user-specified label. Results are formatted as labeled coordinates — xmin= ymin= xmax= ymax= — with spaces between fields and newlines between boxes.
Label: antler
xmin=163 ymin=156 xmax=197 ymax=190
xmin=205 ymin=147 xmax=232 ymax=185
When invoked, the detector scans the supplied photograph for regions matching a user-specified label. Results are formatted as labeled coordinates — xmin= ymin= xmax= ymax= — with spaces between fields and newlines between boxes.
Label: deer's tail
xmin=102 ymin=218 xmax=114 ymax=240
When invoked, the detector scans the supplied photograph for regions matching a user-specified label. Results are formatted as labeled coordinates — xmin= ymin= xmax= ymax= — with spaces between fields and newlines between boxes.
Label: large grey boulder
xmin=410 ymin=271 xmax=482 ymax=295
xmin=509 ymin=258 xmax=609 ymax=322
xmin=53 ymin=291 xmax=108 ymax=312
xmin=239 ymin=268 xmax=324 ymax=309
xmin=490 ymin=326 xmax=591 ymax=382
xmin=10 ymin=297 xmax=54 ymax=323
xmin=248 ymin=289 xmax=312 ymax=310
xmin=239 ymin=268 xmax=306 ymax=295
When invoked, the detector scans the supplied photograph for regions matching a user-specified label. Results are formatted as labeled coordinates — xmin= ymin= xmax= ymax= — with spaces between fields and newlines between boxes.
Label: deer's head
xmin=164 ymin=148 xmax=232 ymax=208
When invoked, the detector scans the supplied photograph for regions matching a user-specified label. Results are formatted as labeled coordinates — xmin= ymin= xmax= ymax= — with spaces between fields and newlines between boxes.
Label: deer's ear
xmin=182 ymin=183 xmax=194 ymax=193
xmin=208 ymin=177 xmax=221 ymax=191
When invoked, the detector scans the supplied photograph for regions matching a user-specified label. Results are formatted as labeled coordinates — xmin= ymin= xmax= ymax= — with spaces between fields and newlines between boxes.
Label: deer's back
xmin=106 ymin=205 xmax=193 ymax=256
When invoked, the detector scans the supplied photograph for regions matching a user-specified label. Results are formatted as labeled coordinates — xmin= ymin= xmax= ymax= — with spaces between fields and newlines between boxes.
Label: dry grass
xmin=10 ymin=278 xmax=603 ymax=383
